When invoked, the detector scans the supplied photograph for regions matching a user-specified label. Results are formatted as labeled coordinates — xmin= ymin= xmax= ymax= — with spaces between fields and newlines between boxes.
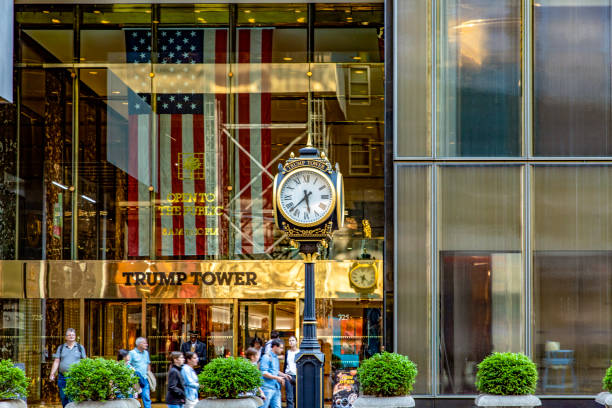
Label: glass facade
xmin=395 ymin=0 xmax=612 ymax=401
xmin=0 ymin=3 xmax=386 ymax=406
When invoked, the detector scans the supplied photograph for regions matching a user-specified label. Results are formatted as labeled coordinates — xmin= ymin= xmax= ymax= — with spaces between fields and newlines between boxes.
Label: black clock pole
xmin=295 ymin=240 xmax=324 ymax=408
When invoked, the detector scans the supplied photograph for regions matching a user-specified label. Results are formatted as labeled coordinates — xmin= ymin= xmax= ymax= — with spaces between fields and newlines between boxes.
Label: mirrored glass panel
xmin=437 ymin=0 xmax=522 ymax=157
xmin=438 ymin=165 xmax=524 ymax=394
xmin=534 ymin=1 xmax=612 ymax=156
xmin=532 ymin=165 xmax=612 ymax=394
xmin=395 ymin=165 xmax=431 ymax=394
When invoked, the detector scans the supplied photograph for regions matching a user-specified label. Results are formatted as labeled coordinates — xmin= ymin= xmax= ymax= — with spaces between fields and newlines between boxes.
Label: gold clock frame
xmin=275 ymin=167 xmax=337 ymax=228
xmin=348 ymin=261 xmax=379 ymax=290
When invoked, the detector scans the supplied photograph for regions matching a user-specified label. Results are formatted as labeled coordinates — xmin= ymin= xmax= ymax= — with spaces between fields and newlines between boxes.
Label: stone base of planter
xmin=595 ymin=392 xmax=612 ymax=407
xmin=195 ymin=397 xmax=263 ymax=408
xmin=475 ymin=394 xmax=542 ymax=407
xmin=66 ymin=398 xmax=141 ymax=408
xmin=0 ymin=400 xmax=27 ymax=408
xmin=352 ymin=396 xmax=415 ymax=408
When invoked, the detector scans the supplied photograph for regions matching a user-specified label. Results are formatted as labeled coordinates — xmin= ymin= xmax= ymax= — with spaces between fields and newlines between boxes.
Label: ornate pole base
xmin=296 ymin=241 xmax=324 ymax=408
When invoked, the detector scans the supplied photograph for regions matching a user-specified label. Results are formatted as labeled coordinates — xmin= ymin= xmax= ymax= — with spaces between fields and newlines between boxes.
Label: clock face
xmin=350 ymin=264 xmax=377 ymax=289
xmin=278 ymin=168 xmax=335 ymax=226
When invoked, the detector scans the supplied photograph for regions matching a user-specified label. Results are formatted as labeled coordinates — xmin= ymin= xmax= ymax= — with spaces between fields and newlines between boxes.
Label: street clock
xmin=274 ymin=139 xmax=344 ymax=242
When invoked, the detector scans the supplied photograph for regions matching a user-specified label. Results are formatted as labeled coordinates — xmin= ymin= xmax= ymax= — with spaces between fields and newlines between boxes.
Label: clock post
xmin=273 ymin=135 xmax=344 ymax=408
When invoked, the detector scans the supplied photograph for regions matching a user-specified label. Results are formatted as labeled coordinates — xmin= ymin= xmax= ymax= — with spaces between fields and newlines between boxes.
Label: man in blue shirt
xmin=259 ymin=339 xmax=288 ymax=408
xmin=128 ymin=337 xmax=152 ymax=408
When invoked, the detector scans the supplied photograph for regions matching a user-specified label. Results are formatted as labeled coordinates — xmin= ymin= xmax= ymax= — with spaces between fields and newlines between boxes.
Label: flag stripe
xmin=214 ymin=29 xmax=228 ymax=256
xmin=170 ymin=114 xmax=184 ymax=256
xmin=127 ymin=115 xmax=140 ymax=257
xmin=159 ymin=114 xmax=173 ymax=256
xmin=181 ymin=114 xmax=196 ymax=256
xmin=261 ymin=28 xmax=274 ymax=250
xmin=237 ymin=28 xmax=252 ymax=254
xmin=249 ymin=31 xmax=264 ymax=253
xmin=192 ymin=113 xmax=207 ymax=255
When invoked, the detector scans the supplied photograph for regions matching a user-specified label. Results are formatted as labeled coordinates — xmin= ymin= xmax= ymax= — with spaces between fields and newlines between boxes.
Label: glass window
xmin=396 ymin=165 xmax=431 ymax=394
xmin=395 ymin=0 xmax=430 ymax=157
xmin=532 ymin=166 xmax=612 ymax=394
xmin=160 ymin=4 xmax=229 ymax=25
xmin=20 ymin=69 xmax=73 ymax=260
xmin=437 ymin=0 xmax=522 ymax=156
xmin=0 ymin=103 xmax=17 ymax=260
xmin=17 ymin=5 xmax=74 ymax=63
xmin=81 ymin=5 xmax=152 ymax=63
xmin=438 ymin=165 xmax=524 ymax=394
xmin=534 ymin=1 xmax=612 ymax=156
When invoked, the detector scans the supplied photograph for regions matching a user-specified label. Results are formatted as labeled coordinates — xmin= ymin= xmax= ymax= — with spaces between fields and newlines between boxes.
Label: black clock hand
xmin=304 ymin=190 xmax=312 ymax=213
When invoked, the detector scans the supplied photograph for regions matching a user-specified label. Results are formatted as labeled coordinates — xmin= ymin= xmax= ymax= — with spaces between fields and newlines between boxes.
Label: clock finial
xmin=306 ymin=132 xmax=313 ymax=148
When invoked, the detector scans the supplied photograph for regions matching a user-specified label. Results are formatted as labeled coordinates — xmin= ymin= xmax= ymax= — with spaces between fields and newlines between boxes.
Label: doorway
xmin=85 ymin=300 xmax=143 ymax=359
xmin=237 ymin=300 xmax=298 ymax=356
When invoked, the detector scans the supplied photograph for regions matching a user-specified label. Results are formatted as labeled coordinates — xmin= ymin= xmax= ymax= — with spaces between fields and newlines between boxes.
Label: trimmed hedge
xmin=356 ymin=352 xmax=417 ymax=397
xmin=604 ymin=361 xmax=612 ymax=392
xmin=64 ymin=358 xmax=138 ymax=401
xmin=0 ymin=359 xmax=29 ymax=399
xmin=198 ymin=357 xmax=263 ymax=399
xmin=475 ymin=352 xmax=538 ymax=396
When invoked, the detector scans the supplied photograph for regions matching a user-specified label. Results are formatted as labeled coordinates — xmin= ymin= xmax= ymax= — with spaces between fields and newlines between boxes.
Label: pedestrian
xmin=283 ymin=336 xmax=299 ymax=408
xmin=263 ymin=331 xmax=280 ymax=356
xmin=128 ymin=337 xmax=153 ymax=408
xmin=118 ymin=349 xmax=143 ymax=397
xmin=179 ymin=331 xmax=206 ymax=373
xmin=181 ymin=352 xmax=199 ymax=408
xmin=259 ymin=339 xmax=287 ymax=408
xmin=244 ymin=347 xmax=266 ymax=401
xmin=249 ymin=337 xmax=263 ymax=362
xmin=49 ymin=328 xmax=86 ymax=407
xmin=166 ymin=351 xmax=186 ymax=408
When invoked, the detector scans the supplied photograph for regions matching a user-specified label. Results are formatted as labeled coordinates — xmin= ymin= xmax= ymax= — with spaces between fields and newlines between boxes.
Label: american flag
xmin=125 ymin=28 xmax=229 ymax=257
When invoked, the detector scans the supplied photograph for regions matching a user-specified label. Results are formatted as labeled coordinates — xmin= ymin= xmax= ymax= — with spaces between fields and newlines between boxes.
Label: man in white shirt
xmin=283 ymin=336 xmax=299 ymax=408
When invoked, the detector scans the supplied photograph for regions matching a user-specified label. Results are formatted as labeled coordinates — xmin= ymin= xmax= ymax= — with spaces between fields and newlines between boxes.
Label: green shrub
xmin=198 ymin=357 xmax=263 ymax=399
xmin=356 ymin=352 xmax=417 ymax=397
xmin=603 ymin=361 xmax=612 ymax=392
xmin=0 ymin=359 xmax=29 ymax=399
xmin=64 ymin=358 xmax=138 ymax=402
xmin=475 ymin=352 xmax=538 ymax=395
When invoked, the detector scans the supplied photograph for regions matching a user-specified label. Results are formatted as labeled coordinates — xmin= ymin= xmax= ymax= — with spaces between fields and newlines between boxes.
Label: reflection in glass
xmin=438 ymin=166 xmax=523 ymax=394
xmin=437 ymin=0 xmax=521 ymax=156
xmin=17 ymin=5 xmax=74 ymax=63
xmin=317 ymin=300 xmax=383 ymax=403
xmin=532 ymin=166 xmax=612 ymax=394
xmin=395 ymin=0 xmax=430 ymax=157
xmin=396 ymin=165 xmax=431 ymax=394
xmin=534 ymin=1 xmax=612 ymax=156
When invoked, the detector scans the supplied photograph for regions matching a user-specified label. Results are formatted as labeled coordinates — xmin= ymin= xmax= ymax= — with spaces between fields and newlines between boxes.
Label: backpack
xmin=58 ymin=342 xmax=86 ymax=359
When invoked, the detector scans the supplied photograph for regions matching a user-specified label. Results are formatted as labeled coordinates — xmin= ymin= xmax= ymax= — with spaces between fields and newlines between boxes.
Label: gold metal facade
xmin=0 ymin=259 xmax=383 ymax=299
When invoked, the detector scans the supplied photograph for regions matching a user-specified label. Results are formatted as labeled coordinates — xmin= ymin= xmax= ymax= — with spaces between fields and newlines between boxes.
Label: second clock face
xmin=279 ymin=168 xmax=335 ymax=226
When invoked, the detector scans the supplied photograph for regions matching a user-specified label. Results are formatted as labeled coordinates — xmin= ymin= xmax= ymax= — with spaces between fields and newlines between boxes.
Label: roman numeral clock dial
xmin=278 ymin=169 xmax=335 ymax=227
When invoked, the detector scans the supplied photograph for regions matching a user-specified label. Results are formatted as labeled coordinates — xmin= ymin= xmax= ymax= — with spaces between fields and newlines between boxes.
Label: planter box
xmin=195 ymin=397 xmax=263 ymax=408
xmin=596 ymin=392 xmax=612 ymax=407
xmin=0 ymin=400 xmax=26 ymax=408
xmin=66 ymin=398 xmax=141 ymax=408
xmin=352 ymin=396 xmax=415 ymax=408
xmin=475 ymin=394 xmax=542 ymax=407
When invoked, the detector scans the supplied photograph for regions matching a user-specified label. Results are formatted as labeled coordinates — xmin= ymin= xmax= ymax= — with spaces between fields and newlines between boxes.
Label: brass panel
xmin=0 ymin=261 xmax=23 ymax=298
xmin=3 ymin=260 xmax=383 ymax=300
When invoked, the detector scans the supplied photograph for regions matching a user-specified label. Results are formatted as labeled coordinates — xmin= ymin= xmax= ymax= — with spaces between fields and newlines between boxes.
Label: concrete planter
xmin=352 ymin=396 xmax=415 ymax=408
xmin=474 ymin=394 xmax=542 ymax=407
xmin=195 ymin=397 xmax=263 ymax=408
xmin=0 ymin=400 xmax=26 ymax=408
xmin=596 ymin=392 xmax=612 ymax=407
xmin=66 ymin=398 xmax=141 ymax=408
